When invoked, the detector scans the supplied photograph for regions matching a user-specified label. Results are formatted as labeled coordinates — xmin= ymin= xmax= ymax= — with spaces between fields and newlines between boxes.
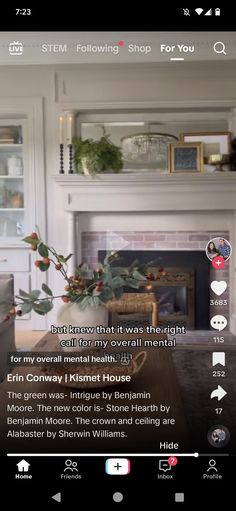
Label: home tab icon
xmin=17 ymin=459 xmax=30 ymax=473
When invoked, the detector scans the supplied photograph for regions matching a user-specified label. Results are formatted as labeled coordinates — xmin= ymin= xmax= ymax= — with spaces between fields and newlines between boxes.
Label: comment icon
xmin=210 ymin=315 xmax=227 ymax=332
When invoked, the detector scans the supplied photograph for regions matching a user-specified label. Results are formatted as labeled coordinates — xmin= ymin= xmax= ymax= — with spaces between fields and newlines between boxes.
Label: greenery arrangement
xmin=73 ymin=126 xmax=123 ymax=175
xmin=2 ymin=229 xmax=148 ymax=319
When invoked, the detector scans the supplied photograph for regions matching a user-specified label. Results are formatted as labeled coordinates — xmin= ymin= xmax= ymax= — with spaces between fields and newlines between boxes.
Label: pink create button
xmin=105 ymin=458 xmax=131 ymax=475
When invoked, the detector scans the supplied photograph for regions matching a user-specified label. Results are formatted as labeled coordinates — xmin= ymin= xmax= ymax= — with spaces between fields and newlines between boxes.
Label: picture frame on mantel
xmin=180 ymin=131 xmax=231 ymax=158
xmin=168 ymin=142 xmax=204 ymax=173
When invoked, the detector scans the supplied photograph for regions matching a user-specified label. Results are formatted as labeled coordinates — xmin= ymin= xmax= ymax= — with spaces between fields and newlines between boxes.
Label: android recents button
xmin=113 ymin=492 xmax=124 ymax=503
xmin=175 ymin=493 xmax=184 ymax=503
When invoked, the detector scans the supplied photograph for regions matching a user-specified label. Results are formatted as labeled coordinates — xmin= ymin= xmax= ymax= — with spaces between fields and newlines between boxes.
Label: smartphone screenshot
xmin=0 ymin=7 xmax=235 ymax=506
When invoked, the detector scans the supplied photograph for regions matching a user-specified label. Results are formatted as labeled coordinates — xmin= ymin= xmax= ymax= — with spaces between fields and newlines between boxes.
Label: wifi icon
xmin=195 ymin=8 xmax=204 ymax=15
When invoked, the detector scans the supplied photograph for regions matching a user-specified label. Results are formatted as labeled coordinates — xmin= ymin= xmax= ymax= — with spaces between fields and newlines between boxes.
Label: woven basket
xmin=106 ymin=292 xmax=158 ymax=326
xmin=40 ymin=349 xmax=147 ymax=389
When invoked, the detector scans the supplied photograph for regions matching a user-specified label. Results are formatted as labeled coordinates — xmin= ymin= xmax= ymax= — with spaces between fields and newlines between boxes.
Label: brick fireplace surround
xmin=81 ymin=230 xmax=230 ymax=326
xmin=54 ymin=172 xmax=236 ymax=333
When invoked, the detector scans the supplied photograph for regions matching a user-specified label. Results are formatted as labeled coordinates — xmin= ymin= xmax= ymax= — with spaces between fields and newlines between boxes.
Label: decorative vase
xmin=56 ymin=302 xmax=109 ymax=352
xmin=81 ymin=156 xmax=101 ymax=175
xmin=81 ymin=157 xmax=90 ymax=175
xmin=11 ymin=192 xmax=24 ymax=208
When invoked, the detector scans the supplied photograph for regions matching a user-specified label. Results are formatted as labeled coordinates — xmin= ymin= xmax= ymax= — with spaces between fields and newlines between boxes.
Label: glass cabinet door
xmin=0 ymin=123 xmax=25 ymax=238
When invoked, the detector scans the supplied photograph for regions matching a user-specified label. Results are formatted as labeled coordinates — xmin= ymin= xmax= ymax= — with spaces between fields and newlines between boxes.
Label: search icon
xmin=213 ymin=41 xmax=227 ymax=55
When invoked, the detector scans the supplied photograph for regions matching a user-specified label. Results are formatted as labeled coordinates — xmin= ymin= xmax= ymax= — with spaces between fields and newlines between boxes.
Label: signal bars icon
xmin=205 ymin=8 xmax=212 ymax=16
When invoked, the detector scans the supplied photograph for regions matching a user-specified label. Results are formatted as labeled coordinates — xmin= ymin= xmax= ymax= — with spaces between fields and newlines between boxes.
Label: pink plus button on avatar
xmin=212 ymin=256 xmax=225 ymax=270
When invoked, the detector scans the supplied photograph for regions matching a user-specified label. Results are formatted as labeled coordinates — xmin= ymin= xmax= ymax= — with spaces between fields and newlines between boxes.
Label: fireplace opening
xmin=99 ymin=250 xmax=210 ymax=330
xmin=139 ymin=267 xmax=194 ymax=328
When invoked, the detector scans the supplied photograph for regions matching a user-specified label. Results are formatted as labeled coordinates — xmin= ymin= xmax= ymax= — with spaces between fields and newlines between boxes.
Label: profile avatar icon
xmin=207 ymin=425 xmax=230 ymax=448
xmin=206 ymin=237 xmax=232 ymax=262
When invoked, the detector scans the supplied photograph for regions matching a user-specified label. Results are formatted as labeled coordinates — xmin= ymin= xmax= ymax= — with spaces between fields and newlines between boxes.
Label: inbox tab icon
xmin=9 ymin=41 xmax=23 ymax=56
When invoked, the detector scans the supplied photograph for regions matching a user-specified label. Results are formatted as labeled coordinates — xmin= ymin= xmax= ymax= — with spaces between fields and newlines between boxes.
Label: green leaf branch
xmin=3 ymin=229 xmax=149 ymax=319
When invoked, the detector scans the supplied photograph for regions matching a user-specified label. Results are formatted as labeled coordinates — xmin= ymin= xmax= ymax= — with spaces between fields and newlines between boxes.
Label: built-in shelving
xmin=0 ymin=123 xmax=25 ymax=238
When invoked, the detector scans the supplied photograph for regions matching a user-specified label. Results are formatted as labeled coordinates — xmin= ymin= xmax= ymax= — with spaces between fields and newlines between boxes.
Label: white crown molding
xmin=58 ymin=99 xmax=236 ymax=112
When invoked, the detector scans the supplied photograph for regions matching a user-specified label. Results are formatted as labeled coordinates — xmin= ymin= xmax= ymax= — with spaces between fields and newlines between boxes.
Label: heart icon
xmin=210 ymin=281 xmax=227 ymax=296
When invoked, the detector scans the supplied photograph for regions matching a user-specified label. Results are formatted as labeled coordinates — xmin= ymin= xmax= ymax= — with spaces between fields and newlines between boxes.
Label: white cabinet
xmin=0 ymin=121 xmax=26 ymax=240
xmin=0 ymin=99 xmax=46 ymax=330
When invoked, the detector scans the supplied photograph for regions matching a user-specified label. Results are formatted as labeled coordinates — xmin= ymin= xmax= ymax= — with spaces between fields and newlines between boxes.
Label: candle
xmin=66 ymin=114 xmax=73 ymax=145
xmin=59 ymin=116 xmax=63 ymax=145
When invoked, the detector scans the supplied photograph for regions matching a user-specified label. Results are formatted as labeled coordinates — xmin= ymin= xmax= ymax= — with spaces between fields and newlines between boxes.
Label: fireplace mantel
xmin=54 ymin=172 xmax=236 ymax=212
xmin=53 ymin=172 xmax=236 ymax=333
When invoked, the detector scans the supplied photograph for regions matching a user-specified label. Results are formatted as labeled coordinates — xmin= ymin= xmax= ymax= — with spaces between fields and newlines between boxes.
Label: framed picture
xmin=180 ymin=131 xmax=231 ymax=158
xmin=168 ymin=142 xmax=203 ymax=173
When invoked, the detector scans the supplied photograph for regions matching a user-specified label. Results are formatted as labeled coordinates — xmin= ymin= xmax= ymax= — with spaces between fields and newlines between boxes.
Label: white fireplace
xmin=53 ymin=172 xmax=236 ymax=333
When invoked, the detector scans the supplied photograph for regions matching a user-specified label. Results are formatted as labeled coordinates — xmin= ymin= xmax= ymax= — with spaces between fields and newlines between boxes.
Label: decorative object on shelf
xmin=168 ymin=142 xmax=204 ymax=173
xmin=121 ymin=133 xmax=178 ymax=170
xmin=0 ymin=138 xmax=15 ymax=144
xmin=73 ymin=126 xmax=123 ymax=175
xmin=230 ymin=137 xmax=236 ymax=171
xmin=0 ymin=127 xmax=15 ymax=143
xmin=0 ymin=185 xmax=12 ymax=207
xmin=10 ymin=192 xmax=24 ymax=208
xmin=180 ymin=131 xmax=231 ymax=158
xmin=0 ymin=217 xmax=18 ymax=237
xmin=58 ymin=114 xmax=75 ymax=173
xmin=205 ymin=154 xmax=230 ymax=172
xmin=59 ymin=144 xmax=64 ymax=174
xmin=16 ymin=221 xmax=24 ymax=236
xmin=68 ymin=144 xmax=73 ymax=174
xmin=0 ymin=125 xmax=21 ymax=144
xmin=0 ymin=161 xmax=6 ymax=175
xmin=16 ymin=128 xmax=23 ymax=144
xmin=7 ymin=156 xmax=23 ymax=176
xmin=59 ymin=116 xmax=64 ymax=145
xmin=66 ymin=113 xmax=73 ymax=146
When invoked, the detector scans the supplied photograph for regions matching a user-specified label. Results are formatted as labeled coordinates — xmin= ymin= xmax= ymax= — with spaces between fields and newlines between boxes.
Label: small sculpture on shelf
xmin=230 ymin=137 xmax=236 ymax=171
xmin=205 ymin=154 xmax=230 ymax=172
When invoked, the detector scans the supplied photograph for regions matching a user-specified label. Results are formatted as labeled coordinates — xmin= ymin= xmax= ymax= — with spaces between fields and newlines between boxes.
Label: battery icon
xmin=215 ymin=8 xmax=221 ymax=16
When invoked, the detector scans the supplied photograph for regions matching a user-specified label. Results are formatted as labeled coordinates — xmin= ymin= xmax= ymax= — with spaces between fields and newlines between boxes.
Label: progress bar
xmin=7 ymin=452 xmax=199 ymax=457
